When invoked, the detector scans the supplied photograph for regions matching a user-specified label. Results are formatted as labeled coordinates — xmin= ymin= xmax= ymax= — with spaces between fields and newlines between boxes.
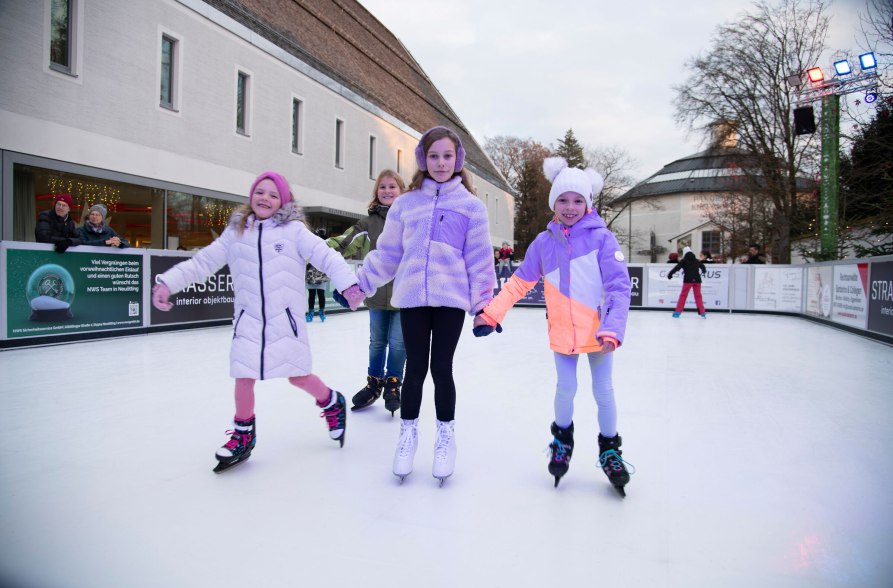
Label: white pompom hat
xmin=542 ymin=156 xmax=604 ymax=211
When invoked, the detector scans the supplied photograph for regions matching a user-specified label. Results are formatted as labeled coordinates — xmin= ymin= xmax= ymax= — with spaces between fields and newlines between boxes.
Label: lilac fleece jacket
xmin=356 ymin=176 xmax=496 ymax=315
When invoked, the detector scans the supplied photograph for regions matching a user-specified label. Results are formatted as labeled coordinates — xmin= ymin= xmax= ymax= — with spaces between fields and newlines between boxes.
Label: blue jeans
xmin=368 ymin=309 xmax=406 ymax=381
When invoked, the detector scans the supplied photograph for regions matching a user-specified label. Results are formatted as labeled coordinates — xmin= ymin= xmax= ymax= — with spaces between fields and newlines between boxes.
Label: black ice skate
xmin=547 ymin=422 xmax=574 ymax=487
xmin=382 ymin=376 xmax=402 ymax=417
xmin=213 ymin=416 xmax=256 ymax=474
xmin=319 ymin=391 xmax=347 ymax=447
xmin=598 ymin=433 xmax=633 ymax=497
xmin=351 ymin=375 xmax=383 ymax=411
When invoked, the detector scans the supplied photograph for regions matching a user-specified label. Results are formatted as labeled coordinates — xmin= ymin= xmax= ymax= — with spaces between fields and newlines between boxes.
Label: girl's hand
xmin=600 ymin=340 xmax=616 ymax=354
xmin=152 ymin=283 xmax=173 ymax=311
xmin=341 ymin=285 xmax=366 ymax=311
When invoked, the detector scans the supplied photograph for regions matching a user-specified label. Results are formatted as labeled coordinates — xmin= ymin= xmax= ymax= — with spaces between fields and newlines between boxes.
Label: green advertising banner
xmin=6 ymin=248 xmax=144 ymax=339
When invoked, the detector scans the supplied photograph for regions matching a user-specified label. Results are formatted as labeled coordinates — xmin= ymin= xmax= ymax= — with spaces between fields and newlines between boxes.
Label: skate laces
xmin=397 ymin=424 xmax=417 ymax=458
xmin=599 ymin=450 xmax=636 ymax=475
xmin=549 ymin=439 xmax=570 ymax=463
xmin=223 ymin=430 xmax=251 ymax=450
xmin=434 ymin=424 xmax=453 ymax=461
xmin=321 ymin=402 xmax=344 ymax=430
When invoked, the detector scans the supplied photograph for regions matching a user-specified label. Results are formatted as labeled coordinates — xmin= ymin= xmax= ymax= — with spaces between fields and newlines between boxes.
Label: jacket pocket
xmin=285 ymin=308 xmax=298 ymax=336
xmin=233 ymin=308 xmax=245 ymax=339
xmin=432 ymin=210 xmax=469 ymax=250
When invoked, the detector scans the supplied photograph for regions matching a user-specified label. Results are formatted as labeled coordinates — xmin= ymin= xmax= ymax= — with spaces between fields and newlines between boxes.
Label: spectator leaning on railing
xmin=35 ymin=193 xmax=81 ymax=253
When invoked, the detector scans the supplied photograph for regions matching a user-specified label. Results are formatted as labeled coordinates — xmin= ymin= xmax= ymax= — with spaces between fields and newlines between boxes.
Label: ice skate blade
xmin=395 ymin=473 xmax=410 ymax=484
xmin=553 ymin=476 xmax=561 ymax=488
xmin=334 ymin=433 xmax=345 ymax=448
xmin=435 ymin=476 xmax=450 ymax=487
xmin=213 ymin=453 xmax=251 ymax=474
xmin=613 ymin=485 xmax=627 ymax=498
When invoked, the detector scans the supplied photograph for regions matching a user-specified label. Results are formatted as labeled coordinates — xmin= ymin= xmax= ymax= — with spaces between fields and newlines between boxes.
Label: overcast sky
xmin=359 ymin=0 xmax=869 ymax=183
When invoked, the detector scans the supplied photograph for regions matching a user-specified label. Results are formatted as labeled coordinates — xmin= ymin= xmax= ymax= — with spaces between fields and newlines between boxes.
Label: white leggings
xmin=553 ymin=351 xmax=617 ymax=437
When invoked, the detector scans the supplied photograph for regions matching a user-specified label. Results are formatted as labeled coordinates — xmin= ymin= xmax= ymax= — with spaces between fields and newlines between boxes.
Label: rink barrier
xmin=1 ymin=242 xmax=891 ymax=348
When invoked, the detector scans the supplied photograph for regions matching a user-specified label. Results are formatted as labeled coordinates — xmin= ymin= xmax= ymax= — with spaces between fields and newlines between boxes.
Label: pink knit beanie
xmin=249 ymin=171 xmax=293 ymax=205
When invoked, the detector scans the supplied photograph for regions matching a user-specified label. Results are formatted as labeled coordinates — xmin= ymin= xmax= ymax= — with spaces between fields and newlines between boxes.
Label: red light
xmin=806 ymin=67 xmax=824 ymax=83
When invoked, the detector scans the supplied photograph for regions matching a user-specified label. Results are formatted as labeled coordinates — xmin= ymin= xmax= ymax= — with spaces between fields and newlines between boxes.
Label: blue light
xmin=833 ymin=59 xmax=852 ymax=76
xmin=865 ymin=92 xmax=878 ymax=104
xmin=859 ymin=52 xmax=877 ymax=70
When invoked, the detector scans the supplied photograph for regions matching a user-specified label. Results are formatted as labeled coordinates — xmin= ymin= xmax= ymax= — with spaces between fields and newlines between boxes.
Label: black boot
xmin=548 ymin=422 xmax=574 ymax=487
xmin=351 ymin=375 xmax=383 ymax=411
xmin=598 ymin=433 xmax=631 ymax=497
xmin=382 ymin=376 xmax=401 ymax=417
xmin=213 ymin=415 xmax=256 ymax=473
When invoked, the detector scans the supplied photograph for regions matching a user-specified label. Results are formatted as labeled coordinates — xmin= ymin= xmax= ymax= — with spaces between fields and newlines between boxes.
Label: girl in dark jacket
xmin=328 ymin=169 xmax=407 ymax=414
xmin=667 ymin=246 xmax=707 ymax=318
xmin=35 ymin=193 xmax=81 ymax=252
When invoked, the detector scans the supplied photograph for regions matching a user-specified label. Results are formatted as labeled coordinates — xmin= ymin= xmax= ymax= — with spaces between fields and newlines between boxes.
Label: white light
xmin=859 ymin=52 xmax=877 ymax=70
xmin=833 ymin=59 xmax=852 ymax=76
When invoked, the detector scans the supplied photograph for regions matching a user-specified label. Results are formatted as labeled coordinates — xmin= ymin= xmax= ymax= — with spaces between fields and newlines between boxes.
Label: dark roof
xmin=203 ymin=0 xmax=510 ymax=192
xmin=620 ymin=147 xmax=814 ymax=200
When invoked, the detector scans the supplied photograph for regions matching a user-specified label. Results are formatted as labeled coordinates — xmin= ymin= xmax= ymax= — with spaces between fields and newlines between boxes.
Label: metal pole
xmin=820 ymin=93 xmax=840 ymax=258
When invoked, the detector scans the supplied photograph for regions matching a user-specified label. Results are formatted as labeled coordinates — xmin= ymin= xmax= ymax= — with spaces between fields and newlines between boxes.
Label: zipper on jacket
xmin=258 ymin=223 xmax=266 ymax=380
xmin=285 ymin=308 xmax=298 ymax=336
xmin=423 ymin=185 xmax=441 ymax=306
xmin=233 ymin=308 xmax=245 ymax=339
xmin=562 ymin=225 xmax=578 ymax=353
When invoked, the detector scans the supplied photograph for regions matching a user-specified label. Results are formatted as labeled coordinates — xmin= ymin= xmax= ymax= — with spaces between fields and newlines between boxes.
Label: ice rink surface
xmin=2 ymin=308 xmax=892 ymax=588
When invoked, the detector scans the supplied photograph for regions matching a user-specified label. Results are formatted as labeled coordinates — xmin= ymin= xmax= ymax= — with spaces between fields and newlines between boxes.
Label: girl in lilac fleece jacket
xmin=356 ymin=126 xmax=496 ymax=485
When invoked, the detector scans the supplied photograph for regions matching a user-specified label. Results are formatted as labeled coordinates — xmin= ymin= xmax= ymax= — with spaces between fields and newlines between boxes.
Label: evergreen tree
xmin=555 ymin=129 xmax=587 ymax=168
xmin=513 ymin=148 xmax=552 ymax=257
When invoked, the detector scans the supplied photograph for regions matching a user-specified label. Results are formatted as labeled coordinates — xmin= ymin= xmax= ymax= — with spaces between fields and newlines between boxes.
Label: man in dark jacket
xmin=35 ymin=193 xmax=81 ymax=252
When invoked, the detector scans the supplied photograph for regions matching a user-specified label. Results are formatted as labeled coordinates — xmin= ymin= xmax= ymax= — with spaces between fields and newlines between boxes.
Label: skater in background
xmin=152 ymin=171 xmax=365 ymax=473
xmin=79 ymin=204 xmax=129 ymax=248
xmin=305 ymin=230 xmax=330 ymax=322
xmin=474 ymin=157 xmax=633 ymax=496
xmin=354 ymin=126 xmax=496 ymax=485
xmin=35 ymin=193 xmax=81 ymax=253
xmin=667 ymin=246 xmax=707 ymax=318
xmin=327 ymin=169 xmax=407 ymax=413
xmin=497 ymin=241 xmax=514 ymax=278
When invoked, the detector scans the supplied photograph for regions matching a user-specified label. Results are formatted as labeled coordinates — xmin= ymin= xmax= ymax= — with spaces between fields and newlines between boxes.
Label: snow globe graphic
xmin=26 ymin=263 xmax=75 ymax=321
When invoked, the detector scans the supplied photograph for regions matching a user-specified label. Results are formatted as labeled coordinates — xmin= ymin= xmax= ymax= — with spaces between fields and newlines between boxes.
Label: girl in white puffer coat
xmin=152 ymin=171 xmax=365 ymax=473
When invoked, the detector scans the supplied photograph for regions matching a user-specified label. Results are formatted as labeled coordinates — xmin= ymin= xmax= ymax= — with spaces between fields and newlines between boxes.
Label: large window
xmin=368 ymin=135 xmax=377 ymax=179
xmin=49 ymin=0 xmax=72 ymax=72
xmin=166 ymin=192 xmax=239 ymax=250
xmin=397 ymin=149 xmax=403 ymax=174
xmin=702 ymin=230 xmax=722 ymax=257
xmin=160 ymin=35 xmax=177 ymax=109
xmin=236 ymin=71 xmax=250 ymax=135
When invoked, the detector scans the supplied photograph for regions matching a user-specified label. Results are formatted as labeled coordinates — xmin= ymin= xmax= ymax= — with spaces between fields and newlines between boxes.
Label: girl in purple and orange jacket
xmin=355 ymin=126 xmax=496 ymax=485
xmin=474 ymin=157 xmax=634 ymax=496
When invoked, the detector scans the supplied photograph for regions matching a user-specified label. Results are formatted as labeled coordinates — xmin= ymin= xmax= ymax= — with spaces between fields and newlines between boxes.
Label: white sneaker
xmin=432 ymin=420 xmax=456 ymax=484
xmin=393 ymin=418 xmax=418 ymax=481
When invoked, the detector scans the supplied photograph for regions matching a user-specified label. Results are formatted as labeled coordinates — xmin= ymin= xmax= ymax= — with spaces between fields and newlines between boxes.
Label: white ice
xmin=1 ymin=309 xmax=892 ymax=588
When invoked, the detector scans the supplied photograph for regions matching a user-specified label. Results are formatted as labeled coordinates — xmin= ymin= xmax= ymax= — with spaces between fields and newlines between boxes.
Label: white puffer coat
xmin=159 ymin=203 xmax=358 ymax=379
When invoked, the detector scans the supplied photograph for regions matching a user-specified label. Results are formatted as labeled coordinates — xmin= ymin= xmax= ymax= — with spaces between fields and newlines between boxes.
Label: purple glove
xmin=341 ymin=284 xmax=365 ymax=311
xmin=152 ymin=283 xmax=173 ymax=311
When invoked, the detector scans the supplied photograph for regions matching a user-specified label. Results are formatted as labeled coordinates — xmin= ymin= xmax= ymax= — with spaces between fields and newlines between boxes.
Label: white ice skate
xmin=432 ymin=420 xmax=456 ymax=486
xmin=393 ymin=418 xmax=418 ymax=483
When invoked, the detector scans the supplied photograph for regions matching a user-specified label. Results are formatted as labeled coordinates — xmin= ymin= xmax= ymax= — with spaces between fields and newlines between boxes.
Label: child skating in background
xmin=667 ymin=246 xmax=707 ymax=318
xmin=327 ymin=169 xmax=407 ymax=413
xmin=354 ymin=127 xmax=496 ymax=485
xmin=305 ymin=229 xmax=330 ymax=322
xmin=474 ymin=157 xmax=634 ymax=496
xmin=152 ymin=171 xmax=365 ymax=473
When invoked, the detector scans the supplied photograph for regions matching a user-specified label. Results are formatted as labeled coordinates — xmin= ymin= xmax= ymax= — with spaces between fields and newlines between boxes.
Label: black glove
xmin=54 ymin=238 xmax=72 ymax=253
xmin=667 ymin=273 xmax=673 ymax=280
xmin=332 ymin=289 xmax=349 ymax=309
xmin=472 ymin=311 xmax=504 ymax=337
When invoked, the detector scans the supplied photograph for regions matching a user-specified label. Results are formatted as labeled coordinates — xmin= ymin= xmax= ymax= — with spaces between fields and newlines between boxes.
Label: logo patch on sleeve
xmin=614 ymin=251 xmax=625 ymax=261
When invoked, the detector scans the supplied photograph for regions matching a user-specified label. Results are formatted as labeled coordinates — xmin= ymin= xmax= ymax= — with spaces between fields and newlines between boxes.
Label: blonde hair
xmin=232 ymin=203 xmax=254 ymax=235
xmin=368 ymin=169 xmax=406 ymax=212
xmin=408 ymin=128 xmax=475 ymax=193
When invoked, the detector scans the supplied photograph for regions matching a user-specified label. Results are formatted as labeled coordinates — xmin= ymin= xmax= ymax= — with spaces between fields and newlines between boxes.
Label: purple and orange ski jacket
xmin=482 ymin=211 xmax=631 ymax=354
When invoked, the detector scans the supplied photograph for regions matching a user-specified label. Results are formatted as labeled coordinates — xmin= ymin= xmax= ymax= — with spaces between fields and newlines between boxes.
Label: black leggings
xmin=399 ymin=306 xmax=465 ymax=421
xmin=307 ymin=288 xmax=325 ymax=311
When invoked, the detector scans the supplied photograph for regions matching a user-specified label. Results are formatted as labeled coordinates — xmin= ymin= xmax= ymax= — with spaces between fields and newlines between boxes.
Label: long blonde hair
xmin=408 ymin=128 xmax=475 ymax=193
xmin=368 ymin=169 xmax=406 ymax=212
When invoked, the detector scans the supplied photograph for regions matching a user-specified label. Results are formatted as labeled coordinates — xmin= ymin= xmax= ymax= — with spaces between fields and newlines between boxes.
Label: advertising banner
xmin=149 ymin=255 xmax=235 ymax=325
xmin=805 ymin=266 xmax=833 ymax=319
xmin=647 ymin=265 xmax=729 ymax=309
xmin=867 ymin=260 xmax=893 ymax=337
xmin=628 ymin=266 xmax=643 ymax=307
xmin=830 ymin=264 xmax=869 ymax=329
xmin=492 ymin=266 xmax=642 ymax=307
xmin=753 ymin=267 xmax=804 ymax=312
xmin=5 ymin=248 xmax=143 ymax=339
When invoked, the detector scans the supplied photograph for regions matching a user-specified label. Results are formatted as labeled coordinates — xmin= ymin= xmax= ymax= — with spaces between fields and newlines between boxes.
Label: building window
xmin=369 ymin=136 xmax=377 ymax=179
xmin=335 ymin=119 xmax=345 ymax=169
xmin=701 ymin=230 xmax=722 ymax=256
xmin=160 ymin=35 xmax=177 ymax=109
xmin=50 ymin=0 xmax=74 ymax=73
xmin=291 ymin=98 xmax=304 ymax=154
xmin=236 ymin=71 xmax=250 ymax=135
xmin=167 ymin=192 xmax=240 ymax=250
xmin=494 ymin=196 xmax=499 ymax=224
xmin=397 ymin=149 xmax=403 ymax=174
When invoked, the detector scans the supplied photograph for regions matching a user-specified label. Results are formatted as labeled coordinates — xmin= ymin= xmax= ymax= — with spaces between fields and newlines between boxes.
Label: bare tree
xmin=674 ymin=0 xmax=829 ymax=263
